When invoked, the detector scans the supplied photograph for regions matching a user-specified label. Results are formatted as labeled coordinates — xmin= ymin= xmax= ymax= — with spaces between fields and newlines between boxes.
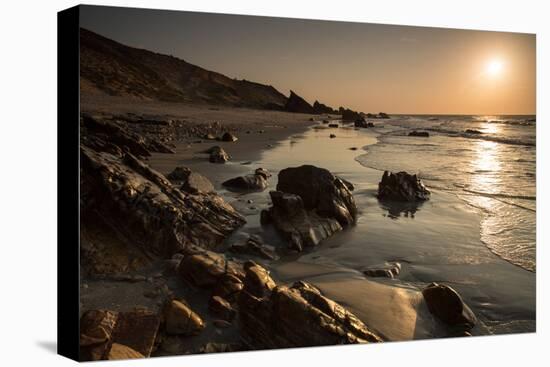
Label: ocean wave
xmin=423 ymin=127 xmax=535 ymax=147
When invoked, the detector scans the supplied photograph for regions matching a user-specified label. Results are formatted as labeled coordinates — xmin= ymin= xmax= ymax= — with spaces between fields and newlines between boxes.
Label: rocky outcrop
xmin=222 ymin=168 xmax=271 ymax=192
xmin=378 ymin=112 xmax=390 ymax=119
xmin=284 ymin=90 xmax=315 ymax=114
xmin=79 ymin=309 xmax=160 ymax=361
xmin=80 ymin=144 xmax=245 ymax=275
xmin=261 ymin=166 xmax=357 ymax=251
xmin=206 ymin=146 xmax=230 ymax=163
xmin=408 ymin=131 xmax=429 ymax=137
xmin=164 ymin=299 xmax=205 ymax=335
xmin=422 ymin=283 xmax=476 ymax=328
xmin=238 ymin=262 xmax=382 ymax=349
xmin=167 ymin=167 xmax=214 ymax=194
xmin=312 ymin=100 xmax=337 ymax=114
xmin=339 ymin=107 xmax=363 ymax=121
xmin=378 ymin=171 xmax=431 ymax=202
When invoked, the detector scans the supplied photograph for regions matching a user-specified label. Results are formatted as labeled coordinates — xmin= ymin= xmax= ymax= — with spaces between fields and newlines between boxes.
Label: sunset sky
xmin=80 ymin=5 xmax=536 ymax=115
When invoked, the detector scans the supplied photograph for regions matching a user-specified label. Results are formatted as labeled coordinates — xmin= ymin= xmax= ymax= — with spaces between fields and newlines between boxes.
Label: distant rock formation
xmin=378 ymin=171 xmax=431 ymax=202
xmin=339 ymin=107 xmax=363 ymax=121
xmin=284 ymin=90 xmax=315 ymax=114
xmin=312 ymin=100 xmax=337 ymax=114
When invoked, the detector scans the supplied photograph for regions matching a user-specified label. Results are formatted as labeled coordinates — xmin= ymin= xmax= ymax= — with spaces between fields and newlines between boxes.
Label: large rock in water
xmin=238 ymin=262 xmax=382 ymax=349
xmin=284 ymin=90 xmax=315 ymax=114
xmin=422 ymin=283 xmax=477 ymax=328
xmin=261 ymin=165 xmax=356 ymax=251
xmin=80 ymin=146 xmax=245 ymax=275
xmin=378 ymin=171 xmax=431 ymax=202
xmin=277 ymin=165 xmax=357 ymax=226
xmin=167 ymin=166 xmax=214 ymax=194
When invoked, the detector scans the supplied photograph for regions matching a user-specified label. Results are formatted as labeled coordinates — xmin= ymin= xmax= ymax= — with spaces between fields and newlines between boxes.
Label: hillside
xmin=79 ymin=28 xmax=289 ymax=109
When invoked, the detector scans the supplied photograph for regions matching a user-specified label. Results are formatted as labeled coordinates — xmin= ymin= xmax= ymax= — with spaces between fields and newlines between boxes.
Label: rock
xmin=106 ymin=343 xmax=144 ymax=360
xmin=222 ymin=172 xmax=268 ymax=192
xmin=178 ymin=251 xmax=244 ymax=288
xmin=277 ymin=165 xmax=357 ymax=226
xmin=239 ymin=263 xmax=382 ymax=349
xmin=338 ymin=177 xmax=355 ymax=191
xmin=200 ymin=342 xmax=242 ymax=354
xmin=349 ymin=147 xmax=358 ymax=150
xmin=408 ymin=131 xmax=430 ymax=137
xmin=212 ymin=273 xmax=244 ymax=302
xmin=363 ymin=262 xmax=401 ymax=278
xmin=206 ymin=146 xmax=230 ymax=163
xmin=112 ymin=309 xmax=161 ymax=357
xmin=254 ymin=167 xmax=271 ymax=179
xmin=355 ymin=118 xmax=375 ymax=128
xmin=285 ymin=90 xmax=315 ymax=114
xmin=167 ymin=166 xmax=214 ymax=194
xmin=203 ymin=133 xmax=217 ymax=140
xmin=79 ymin=310 xmax=118 ymax=361
xmin=313 ymin=100 xmax=337 ymax=114
xmin=209 ymin=296 xmax=236 ymax=321
xmin=339 ymin=107 xmax=363 ymax=121
xmin=261 ymin=165 xmax=357 ymax=250
xmin=465 ymin=129 xmax=483 ymax=134
xmin=164 ymin=299 xmax=205 ymax=335
xmin=329 ymin=134 xmax=336 ymax=138
xmin=221 ymin=132 xmax=238 ymax=142
xmin=378 ymin=112 xmax=390 ymax=119
xmin=422 ymin=283 xmax=477 ymax=328
xmin=328 ymin=123 xmax=339 ymax=128
xmin=378 ymin=171 xmax=430 ymax=202
xmin=181 ymin=171 xmax=214 ymax=194
xmin=80 ymin=146 xmax=244 ymax=275
xmin=79 ymin=308 xmax=161 ymax=360
xmin=228 ymin=235 xmax=277 ymax=260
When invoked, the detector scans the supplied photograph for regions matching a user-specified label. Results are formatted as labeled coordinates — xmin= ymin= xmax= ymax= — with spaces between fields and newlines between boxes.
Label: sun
xmin=486 ymin=59 xmax=504 ymax=76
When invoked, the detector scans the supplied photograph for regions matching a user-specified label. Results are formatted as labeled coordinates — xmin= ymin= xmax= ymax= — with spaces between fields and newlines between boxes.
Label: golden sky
xmin=82 ymin=6 xmax=536 ymax=115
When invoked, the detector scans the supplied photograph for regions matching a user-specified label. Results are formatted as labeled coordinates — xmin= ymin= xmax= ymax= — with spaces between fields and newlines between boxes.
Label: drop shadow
xmin=36 ymin=340 xmax=57 ymax=354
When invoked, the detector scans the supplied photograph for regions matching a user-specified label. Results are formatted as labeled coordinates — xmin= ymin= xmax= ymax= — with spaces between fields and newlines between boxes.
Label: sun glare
xmin=486 ymin=59 xmax=504 ymax=76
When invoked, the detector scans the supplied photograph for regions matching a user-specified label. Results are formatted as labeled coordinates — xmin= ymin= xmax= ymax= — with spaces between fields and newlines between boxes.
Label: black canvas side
xmin=57 ymin=5 xmax=80 ymax=362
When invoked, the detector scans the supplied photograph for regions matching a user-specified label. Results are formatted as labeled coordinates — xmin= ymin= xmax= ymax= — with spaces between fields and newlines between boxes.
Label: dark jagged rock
xmin=363 ymin=262 xmax=401 ymax=278
xmin=221 ymin=132 xmax=238 ymax=142
xmin=338 ymin=177 xmax=355 ymax=191
xmin=229 ymin=235 xmax=277 ymax=260
xmin=167 ymin=167 xmax=214 ymax=194
xmin=238 ymin=262 xmax=382 ymax=349
xmin=79 ymin=308 xmax=160 ymax=361
xmin=261 ymin=165 xmax=357 ymax=251
xmin=206 ymin=146 xmax=230 ymax=163
xmin=222 ymin=169 xmax=269 ymax=192
xmin=378 ymin=112 xmax=390 ymax=119
xmin=422 ymin=283 xmax=477 ymax=328
xmin=330 ymin=134 xmax=336 ymax=138
xmin=312 ymin=100 xmax=337 ymax=114
xmin=164 ymin=299 xmax=205 ymax=335
xmin=409 ymin=131 xmax=430 ymax=137
xmin=378 ymin=171 xmax=431 ymax=202
xmin=465 ymin=129 xmax=483 ymax=134
xmin=285 ymin=90 xmax=315 ymax=114
xmin=277 ymin=165 xmax=357 ymax=226
xmin=80 ymin=146 xmax=245 ymax=275
xmin=339 ymin=107 xmax=363 ymax=121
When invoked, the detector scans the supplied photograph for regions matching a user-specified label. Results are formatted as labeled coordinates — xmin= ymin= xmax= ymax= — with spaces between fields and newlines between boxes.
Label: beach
xmin=80 ymin=98 xmax=535 ymax=353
